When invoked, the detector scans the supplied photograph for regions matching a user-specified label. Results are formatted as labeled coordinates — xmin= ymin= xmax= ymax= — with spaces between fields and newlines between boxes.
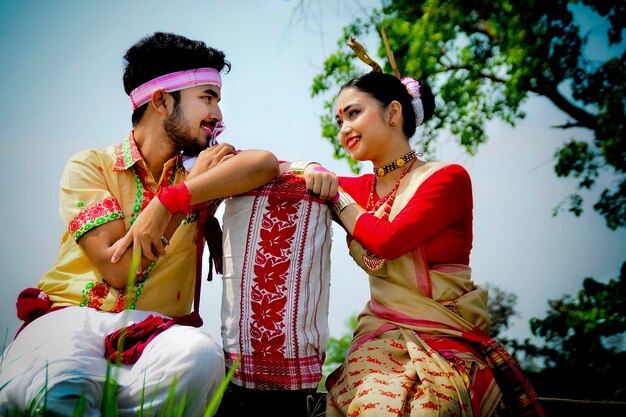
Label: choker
xmin=373 ymin=149 xmax=420 ymax=177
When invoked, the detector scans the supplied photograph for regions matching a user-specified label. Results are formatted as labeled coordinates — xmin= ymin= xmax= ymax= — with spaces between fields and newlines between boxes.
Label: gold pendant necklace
xmin=362 ymin=160 xmax=415 ymax=272
xmin=362 ymin=250 xmax=386 ymax=271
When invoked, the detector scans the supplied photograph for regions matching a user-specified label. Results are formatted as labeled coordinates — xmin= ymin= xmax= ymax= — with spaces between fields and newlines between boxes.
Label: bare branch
xmin=535 ymin=84 xmax=598 ymax=130
xmin=551 ymin=122 xmax=585 ymax=129
xmin=432 ymin=64 xmax=508 ymax=84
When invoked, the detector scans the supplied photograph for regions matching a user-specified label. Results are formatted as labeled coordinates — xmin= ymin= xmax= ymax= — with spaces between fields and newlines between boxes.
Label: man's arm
xmin=186 ymin=149 xmax=279 ymax=203
xmin=78 ymin=213 xmax=185 ymax=289
xmin=110 ymin=149 xmax=280 ymax=266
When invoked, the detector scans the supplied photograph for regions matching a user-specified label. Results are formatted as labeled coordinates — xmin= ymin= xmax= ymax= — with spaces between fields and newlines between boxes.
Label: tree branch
xmin=552 ymin=122 xmax=585 ymax=129
xmin=433 ymin=64 xmax=508 ymax=84
xmin=534 ymin=84 xmax=598 ymax=130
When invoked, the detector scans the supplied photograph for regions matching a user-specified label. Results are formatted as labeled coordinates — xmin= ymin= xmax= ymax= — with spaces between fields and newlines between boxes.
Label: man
xmin=0 ymin=32 xmax=279 ymax=416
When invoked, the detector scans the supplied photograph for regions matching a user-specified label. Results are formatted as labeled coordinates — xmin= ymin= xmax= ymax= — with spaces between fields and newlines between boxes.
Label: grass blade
xmin=203 ymin=356 xmax=241 ymax=417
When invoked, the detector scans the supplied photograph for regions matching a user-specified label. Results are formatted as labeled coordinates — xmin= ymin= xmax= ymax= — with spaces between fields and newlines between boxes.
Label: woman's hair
xmin=339 ymin=72 xmax=434 ymax=138
xmin=123 ymin=32 xmax=231 ymax=125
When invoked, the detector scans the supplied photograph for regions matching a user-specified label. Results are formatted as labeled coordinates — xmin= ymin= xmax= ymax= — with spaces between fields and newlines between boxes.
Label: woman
xmin=300 ymin=71 xmax=545 ymax=417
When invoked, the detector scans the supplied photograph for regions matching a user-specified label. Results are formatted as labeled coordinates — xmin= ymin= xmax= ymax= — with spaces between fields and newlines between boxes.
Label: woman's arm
xmin=279 ymin=160 xmax=339 ymax=201
xmin=336 ymin=164 xmax=472 ymax=259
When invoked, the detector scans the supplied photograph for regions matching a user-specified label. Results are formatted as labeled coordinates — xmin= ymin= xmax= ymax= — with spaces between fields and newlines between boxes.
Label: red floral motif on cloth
xmin=113 ymin=290 xmax=126 ymax=312
xmin=248 ymin=194 xmax=301 ymax=357
xmin=81 ymin=282 xmax=110 ymax=310
xmin=113 ymin=133 xmax=143 ymax=171
xmin=68 ymin=197 xmax=123 ymax=239
xmin=134 ymin=166 xmax=156 ymax=198
xmin=221 ymin=172 xmax=332 ymax=390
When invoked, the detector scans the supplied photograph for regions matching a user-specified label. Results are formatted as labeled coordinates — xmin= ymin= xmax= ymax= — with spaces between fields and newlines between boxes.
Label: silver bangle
xmin=332 ymin=192 xmax=356 ymax=215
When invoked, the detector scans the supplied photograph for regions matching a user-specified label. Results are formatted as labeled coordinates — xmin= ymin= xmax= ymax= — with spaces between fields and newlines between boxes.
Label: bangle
xmin=289 ymin=160 xmax=319 ymax=176
xmin=157 ymin=182 xmax=191 ymax=214
xmin=332 ymin=191 xmax=356 ymax=215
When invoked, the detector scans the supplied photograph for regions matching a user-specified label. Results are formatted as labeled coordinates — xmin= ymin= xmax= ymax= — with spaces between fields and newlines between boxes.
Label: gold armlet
xmin=288 ymin=160 xmax=319 ymax=177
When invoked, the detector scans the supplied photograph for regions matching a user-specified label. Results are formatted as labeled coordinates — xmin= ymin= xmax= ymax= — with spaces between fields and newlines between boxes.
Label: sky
xmin=1 ymin=0 xmax=624 ymax=351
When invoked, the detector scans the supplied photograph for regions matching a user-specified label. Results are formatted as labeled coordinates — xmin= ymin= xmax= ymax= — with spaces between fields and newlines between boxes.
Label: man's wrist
xmin=157 ymin=182 xmax=192 ymax=214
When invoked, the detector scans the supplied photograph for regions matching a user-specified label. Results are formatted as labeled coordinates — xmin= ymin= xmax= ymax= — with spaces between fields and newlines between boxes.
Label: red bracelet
xmin=157 ymin=182 xmax=192 ymax=214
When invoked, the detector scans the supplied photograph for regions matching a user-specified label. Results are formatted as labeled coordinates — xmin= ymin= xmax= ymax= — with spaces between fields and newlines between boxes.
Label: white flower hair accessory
xmin=401 ymin=77 xmax=425 ymax=127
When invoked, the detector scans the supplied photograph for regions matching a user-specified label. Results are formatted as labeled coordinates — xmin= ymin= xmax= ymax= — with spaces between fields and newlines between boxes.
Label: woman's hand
xmin=303 ymin=164 xmax=339 ymax=200
xmin=110 ymin=197 xmax=172 ymax=269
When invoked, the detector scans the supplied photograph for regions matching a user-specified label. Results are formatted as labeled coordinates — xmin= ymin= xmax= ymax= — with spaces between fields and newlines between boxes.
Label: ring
xmin=161 ymin=236 xmax=170 ymax=246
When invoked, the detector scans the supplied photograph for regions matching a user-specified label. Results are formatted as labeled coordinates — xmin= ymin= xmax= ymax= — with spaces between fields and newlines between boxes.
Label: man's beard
xmin=163 ymin=103 xmax=205 ymax=157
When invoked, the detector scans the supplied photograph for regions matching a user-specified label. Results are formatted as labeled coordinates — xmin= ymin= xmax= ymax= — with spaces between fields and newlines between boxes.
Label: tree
xmin=311 ymin=0 xmax=625 ymax=229
xmin=520 ymin=262 xmax=626 ymax=401
xmin=322 ymin=315 xmax=358 ymax=383
xmin=484 ymin=283 xmax=518 ymax=339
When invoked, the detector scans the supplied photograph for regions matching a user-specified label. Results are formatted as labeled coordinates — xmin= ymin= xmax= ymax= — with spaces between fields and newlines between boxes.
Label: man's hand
xmin=110 ymin=198 xmax=173 ymax=269
xmin=187 ymin=143 xmax=236 ymax=180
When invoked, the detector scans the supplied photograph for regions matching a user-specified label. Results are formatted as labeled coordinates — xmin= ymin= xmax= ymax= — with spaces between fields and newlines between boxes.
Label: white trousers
xmin=0 ymin=307 xmax=225 ymax=417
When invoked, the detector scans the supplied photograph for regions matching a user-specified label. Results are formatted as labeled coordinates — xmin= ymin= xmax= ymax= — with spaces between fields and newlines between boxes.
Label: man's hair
xmin=123 ymin=32 xmax=231 ymax=125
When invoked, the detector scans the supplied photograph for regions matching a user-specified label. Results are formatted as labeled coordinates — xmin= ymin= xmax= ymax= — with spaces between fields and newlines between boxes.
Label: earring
xmin=389 ymin=119 xmax=397 ymax=127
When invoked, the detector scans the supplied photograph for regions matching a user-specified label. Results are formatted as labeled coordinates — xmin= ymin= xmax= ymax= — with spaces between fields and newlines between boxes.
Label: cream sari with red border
xmin=326 ymin=162 xmax=543 ymax=417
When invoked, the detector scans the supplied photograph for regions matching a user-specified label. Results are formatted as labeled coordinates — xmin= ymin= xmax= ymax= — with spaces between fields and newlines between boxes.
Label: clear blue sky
xmin=1 ymin=0 xmax=624 ymax=349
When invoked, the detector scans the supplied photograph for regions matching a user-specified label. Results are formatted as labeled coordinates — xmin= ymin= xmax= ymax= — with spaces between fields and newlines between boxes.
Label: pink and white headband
xmin=129 ymin=67 xmax=222 ymax=110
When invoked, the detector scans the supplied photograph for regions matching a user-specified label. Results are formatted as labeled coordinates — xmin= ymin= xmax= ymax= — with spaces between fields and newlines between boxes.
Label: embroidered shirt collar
xmin=114 ymin=132 xmax=143 ymax=171
xmin=114 ymin=131 xmax=185 ymax=173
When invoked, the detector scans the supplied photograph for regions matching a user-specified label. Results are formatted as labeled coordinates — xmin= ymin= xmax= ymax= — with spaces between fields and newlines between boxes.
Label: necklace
xmin=373 ymin=149 xmax=420 ymax=177
xmin=362 ymin=160 xmax=415 ymax=271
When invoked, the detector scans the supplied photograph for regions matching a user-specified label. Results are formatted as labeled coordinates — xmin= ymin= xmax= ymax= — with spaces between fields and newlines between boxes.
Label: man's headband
xmin=129 ymin=67 xmax=222 ymax=110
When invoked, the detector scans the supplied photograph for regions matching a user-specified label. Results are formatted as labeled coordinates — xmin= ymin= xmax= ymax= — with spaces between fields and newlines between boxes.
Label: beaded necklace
xmin=373 ymin=149 xmax=420 ymax=177
xmin=362 ymin=159 xmax=415 ymax=271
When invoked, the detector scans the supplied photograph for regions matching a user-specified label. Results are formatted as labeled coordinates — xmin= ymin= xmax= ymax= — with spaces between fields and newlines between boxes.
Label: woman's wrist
xmin=332 ymin=191 xmax=356 ymax=215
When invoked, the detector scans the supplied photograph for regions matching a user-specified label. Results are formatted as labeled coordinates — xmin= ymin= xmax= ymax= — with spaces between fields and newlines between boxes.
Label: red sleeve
xmin=351 ymin=164 xmax=472 ymax=259
xmin=338 ymin=175 xmax=371 ymax=207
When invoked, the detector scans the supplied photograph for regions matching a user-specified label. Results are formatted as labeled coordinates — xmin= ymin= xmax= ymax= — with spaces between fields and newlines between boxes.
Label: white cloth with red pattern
xmin=220 ymin=172 xmax=332 ymax=390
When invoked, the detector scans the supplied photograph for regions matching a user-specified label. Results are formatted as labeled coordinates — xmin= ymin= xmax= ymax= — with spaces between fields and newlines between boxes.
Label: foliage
xmin=1 ymin=346 xmax=240 ymax=417
xmin=484 ymin=283 xmax=518 ymax=339
xmin=322 ymin=315 xmax=358 ymax=380
xmin=521 ymin=262 xmax=626 ymax=401
xmin=311 ymin=0 xmax=625 ymax=229
xmin=203 ymin=356 xmax=240 ymax=417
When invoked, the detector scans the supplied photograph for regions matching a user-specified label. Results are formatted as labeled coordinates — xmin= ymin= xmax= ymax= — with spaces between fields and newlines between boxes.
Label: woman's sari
xmin=326 ymin=162 xmax=544 ymax=417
